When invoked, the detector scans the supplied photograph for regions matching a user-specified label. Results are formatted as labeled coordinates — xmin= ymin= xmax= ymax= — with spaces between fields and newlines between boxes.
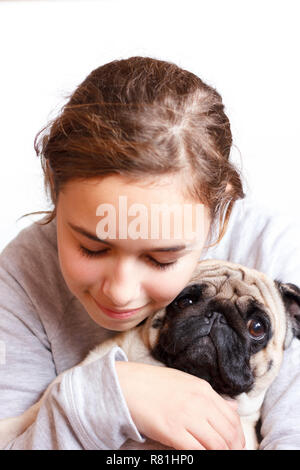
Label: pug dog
xmin=1 ymin=259 xmax=300 ymax=450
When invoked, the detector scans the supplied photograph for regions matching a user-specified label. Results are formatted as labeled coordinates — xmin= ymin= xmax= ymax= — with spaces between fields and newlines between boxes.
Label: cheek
xmin=145 ymin=256 xmax=200 ymax=305
xmin=58 ymin=242 xmax=104 ymax=292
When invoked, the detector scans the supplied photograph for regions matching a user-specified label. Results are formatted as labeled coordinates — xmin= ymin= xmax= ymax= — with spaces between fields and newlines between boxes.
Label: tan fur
xmin=0 ymin=260 xmax=290 ymax=450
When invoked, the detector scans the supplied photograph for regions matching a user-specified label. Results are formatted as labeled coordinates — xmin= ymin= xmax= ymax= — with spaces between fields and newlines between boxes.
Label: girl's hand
xmin=115 ymin=361 xmax=245 ymax=450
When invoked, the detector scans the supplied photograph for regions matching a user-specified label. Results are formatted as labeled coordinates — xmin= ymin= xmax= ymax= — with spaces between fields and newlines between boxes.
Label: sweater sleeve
xmin=259 ymin=338 xmax=300 ymax=450
xmin=252 ymin=211 xmax=300 ymax=450
xmin=0 ymin=257 xmax=144 ymax=450
xmin=4 ymin=347 xmax=145 ymax=450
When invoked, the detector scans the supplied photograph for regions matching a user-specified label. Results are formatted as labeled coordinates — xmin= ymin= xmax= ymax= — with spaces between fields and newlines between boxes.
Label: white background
xmin=0 ymin=0 xmax=299 ymax=251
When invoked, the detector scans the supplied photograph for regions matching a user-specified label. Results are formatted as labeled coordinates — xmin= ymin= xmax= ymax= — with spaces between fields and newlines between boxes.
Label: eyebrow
xmin=68 ymin=222 xmax=189 ymax=252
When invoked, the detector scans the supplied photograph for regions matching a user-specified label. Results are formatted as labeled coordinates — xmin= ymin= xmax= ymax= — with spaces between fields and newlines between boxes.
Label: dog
xmin=0 ymin=259 xmax=299 ymax=450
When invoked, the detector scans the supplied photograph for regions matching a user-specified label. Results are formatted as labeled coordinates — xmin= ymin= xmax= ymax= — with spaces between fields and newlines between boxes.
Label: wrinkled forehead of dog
xmin=185 ymin=259 xmax=273 ymax=313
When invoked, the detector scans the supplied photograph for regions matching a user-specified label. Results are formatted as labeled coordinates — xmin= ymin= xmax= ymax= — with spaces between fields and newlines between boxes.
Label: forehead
xmin=58 ymin=174 xmax=211 ymax=248
xmin=60 ymin=174 xmax=198 ymax=208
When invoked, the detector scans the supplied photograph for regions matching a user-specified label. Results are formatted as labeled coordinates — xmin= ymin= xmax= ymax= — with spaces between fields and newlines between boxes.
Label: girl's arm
xmin=254 ymin=211 xmax=300 ymax=450
xmin=0 ymin=261 xmax=144 ymax=449
xmin=260 ymin=337 xmax=300 ymax=449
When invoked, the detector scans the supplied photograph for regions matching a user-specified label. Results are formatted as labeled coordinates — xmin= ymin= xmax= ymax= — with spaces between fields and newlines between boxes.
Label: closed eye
xmin=78 ymin=245 xmax=178 ymax=271
xmin=145 ymin=256 xmax=177 ymax=271
xmin=79 ymin=246 xmax=107 ymax=258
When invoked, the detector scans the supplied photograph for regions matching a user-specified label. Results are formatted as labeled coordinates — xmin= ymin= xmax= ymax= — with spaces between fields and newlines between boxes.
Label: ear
xmin=275 ymin=280 xmax=300 ymax=348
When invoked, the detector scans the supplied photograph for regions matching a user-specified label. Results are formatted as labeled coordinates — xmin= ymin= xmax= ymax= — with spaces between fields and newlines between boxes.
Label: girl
xmin=0 ymin=57 xmax=299 ymax=450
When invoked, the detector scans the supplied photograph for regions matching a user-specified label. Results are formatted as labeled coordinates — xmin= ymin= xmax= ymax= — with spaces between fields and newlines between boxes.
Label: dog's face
xmin=143 ymin=260 xmax=300 ymax=399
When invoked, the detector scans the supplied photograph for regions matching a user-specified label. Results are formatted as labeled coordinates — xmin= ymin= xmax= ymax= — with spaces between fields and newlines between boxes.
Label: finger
xmin=206 ymin=409 xmax=244 ymax=450
xmin=210 ymin=393 xmax=240 ymax=425
xmin=187 ymin=421 xmax=229 ymax=450
xmin=197 ymin=380 xmax=239 ymax=423
xmin=167 ymin=431 xmax=206 ymax=450
xmin=209 ymin=395 xmax=245 ymax=447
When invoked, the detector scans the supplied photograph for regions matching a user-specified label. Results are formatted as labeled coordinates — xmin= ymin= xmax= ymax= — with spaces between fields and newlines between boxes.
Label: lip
xmin=93 ymin=298 xmax=144 ymax=320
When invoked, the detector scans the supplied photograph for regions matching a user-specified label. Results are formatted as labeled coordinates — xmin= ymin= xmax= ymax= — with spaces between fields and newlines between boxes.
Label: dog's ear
xmin=275 ymin=281 xmax=300 ymax=348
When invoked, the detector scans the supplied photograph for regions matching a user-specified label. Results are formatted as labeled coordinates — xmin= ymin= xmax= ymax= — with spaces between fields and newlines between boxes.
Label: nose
xmin=204 ymin=311 xmax=228 ymax=325
xmin=101 ymin=258 xmax=141 ymax=307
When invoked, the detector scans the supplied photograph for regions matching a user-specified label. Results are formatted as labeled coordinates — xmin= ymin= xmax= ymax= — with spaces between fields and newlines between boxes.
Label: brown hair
xmin=25 ymin=56 xmax=245 ymax=247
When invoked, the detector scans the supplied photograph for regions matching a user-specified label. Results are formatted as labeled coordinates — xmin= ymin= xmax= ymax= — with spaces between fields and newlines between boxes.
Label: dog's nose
xmin=205 ymin=311 xmax=228 ymax=325
xmin=198 ymin=311 xmax=228 ymax=336
xmin=203 ymin=311 xmax=215 ymax=324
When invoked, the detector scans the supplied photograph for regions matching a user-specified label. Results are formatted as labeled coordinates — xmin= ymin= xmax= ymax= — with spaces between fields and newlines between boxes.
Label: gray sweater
xmin=1 ymin=195 xmax=300 ymax=450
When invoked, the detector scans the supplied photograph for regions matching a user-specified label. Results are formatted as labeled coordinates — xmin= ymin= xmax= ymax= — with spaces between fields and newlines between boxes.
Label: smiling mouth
xmin=92 ymin=297 xmax=146 ymax=319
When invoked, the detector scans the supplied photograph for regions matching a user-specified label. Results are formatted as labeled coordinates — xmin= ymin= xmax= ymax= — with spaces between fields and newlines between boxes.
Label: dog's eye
xmin=175 ymin=296 xmax=194 ymax=309
xmin=247 ymin=318 xmax=266 ymax=340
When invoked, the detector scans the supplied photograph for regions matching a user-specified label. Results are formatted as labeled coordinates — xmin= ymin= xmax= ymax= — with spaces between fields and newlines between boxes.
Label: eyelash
xmin=78 ymin=246 xmax=177 ymax=271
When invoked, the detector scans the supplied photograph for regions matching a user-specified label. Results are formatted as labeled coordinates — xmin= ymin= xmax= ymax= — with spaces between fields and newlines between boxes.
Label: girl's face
xmin=56 ymin=174 xmax=211 ymax=331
